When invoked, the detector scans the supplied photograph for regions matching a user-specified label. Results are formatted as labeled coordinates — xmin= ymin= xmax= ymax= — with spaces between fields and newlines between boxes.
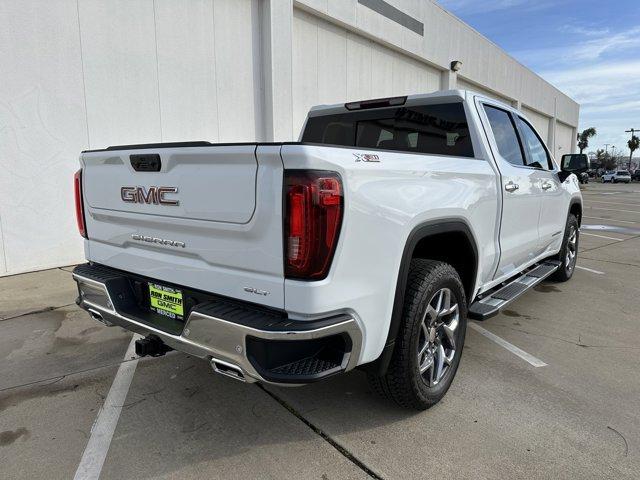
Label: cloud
xmin=558 ymin=24 xmax=610 ymax=37
xmin=541 ymin=60 xmax=640 ymax=104
xmin=511 ymin=24 xmax=640 ymax=155
xmin=513 ymin=26 xmax=640 ymax=69
xmin=541 ymin=58 xmax=640 ymax=155
xmin=435 ymin=4 xmax=638 ymax=155
xmin=571 ymin=26 xmax=640 ymax=61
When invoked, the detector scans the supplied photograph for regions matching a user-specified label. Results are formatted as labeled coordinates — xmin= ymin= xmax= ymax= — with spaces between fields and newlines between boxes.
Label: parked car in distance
xmin=602 ymin=170 xmax=631 ymax=183
xmin=631 ymin=170 xmax=640 ymax=181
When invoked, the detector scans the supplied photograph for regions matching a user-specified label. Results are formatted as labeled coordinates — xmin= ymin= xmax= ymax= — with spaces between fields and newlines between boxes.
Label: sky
xmin=437 ymin=0 xmax=640 ymax=156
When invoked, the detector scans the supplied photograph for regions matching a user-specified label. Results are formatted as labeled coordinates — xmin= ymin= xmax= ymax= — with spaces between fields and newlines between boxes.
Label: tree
xmin=628 ymin=135 xmax=639 ymax=171
xmin=592 ymin=149 xmax=605 ymax=169
xmin=577 ymin=127 xmax=597 ymax=153
xmin=598 ymin=150 xmax=617 ymax=171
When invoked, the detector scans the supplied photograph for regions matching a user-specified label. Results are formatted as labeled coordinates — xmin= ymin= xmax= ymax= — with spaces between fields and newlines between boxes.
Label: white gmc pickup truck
xmin=72 ymin=90 xmax=584 ymax=409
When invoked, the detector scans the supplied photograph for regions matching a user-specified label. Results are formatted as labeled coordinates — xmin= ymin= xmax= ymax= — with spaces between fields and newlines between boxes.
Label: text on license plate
xmin=149 ymin=283 xmax=184 ymax=320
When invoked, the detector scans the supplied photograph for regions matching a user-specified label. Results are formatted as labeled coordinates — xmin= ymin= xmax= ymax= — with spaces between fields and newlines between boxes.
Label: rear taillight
xmin=74 ymin=169 xmax=87 ymax=238
xmin=284 ymin=170 xmax=343 ymax=280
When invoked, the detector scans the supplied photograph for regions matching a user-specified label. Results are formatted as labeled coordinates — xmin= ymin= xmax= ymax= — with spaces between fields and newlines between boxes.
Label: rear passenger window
xmin=483 ymin=106 xmax=525 ymax=166
xmin=517 ymin=117 xmax=552 ymax=170
xmin=301 ymin=103 xmax=474 ymax=157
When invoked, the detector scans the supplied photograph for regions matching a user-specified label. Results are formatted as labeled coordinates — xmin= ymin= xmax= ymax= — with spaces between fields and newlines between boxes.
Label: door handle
xmin=505 ymin=182 xmax=519 ymax=192
xmin=542 ymin=182 xmax=553 ymax=191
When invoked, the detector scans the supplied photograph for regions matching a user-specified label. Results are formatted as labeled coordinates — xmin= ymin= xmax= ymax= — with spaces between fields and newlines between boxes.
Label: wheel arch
xmin=569 ymin=198 xmax=582 ymax=226
xmin=363 ymin=219 xmax=479 ymax=375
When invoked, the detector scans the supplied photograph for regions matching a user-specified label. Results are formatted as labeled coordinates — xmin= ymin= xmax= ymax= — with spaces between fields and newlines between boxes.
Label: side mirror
xmin=558 ymin=154 xmax=589 ymax=183
xmin=560 ymin=153 xmax=589 ymax=178
xmin=557 ymin=170 xmax=573 ymax=183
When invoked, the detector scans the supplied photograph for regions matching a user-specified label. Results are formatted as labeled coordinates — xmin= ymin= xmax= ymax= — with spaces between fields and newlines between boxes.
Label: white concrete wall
xmin=0 ymin=0 xmax=579 ymax=276
xmin=78 ymin=0 xmax=262 ymax=147
xmin=292 ymin=8 xmax=440 ymax=139
xmin=0 ymin=0 xmax=88 ymax=275
xmin=294 ymin=0 xmax=579 ymax=127
xmin=0 ymin=0 xmax=262 ymax=276
xmin=556 ymin=122 xmax=576 ymax=159
xmin=456 ymin=77 xmax=512 ymax=105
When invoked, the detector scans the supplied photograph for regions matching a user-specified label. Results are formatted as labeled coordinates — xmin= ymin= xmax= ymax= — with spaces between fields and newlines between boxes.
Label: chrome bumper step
xmin=468 ymin=260 xmax=561 ymax=321
xmin=72 ymin=263 xmax=363 ymax=385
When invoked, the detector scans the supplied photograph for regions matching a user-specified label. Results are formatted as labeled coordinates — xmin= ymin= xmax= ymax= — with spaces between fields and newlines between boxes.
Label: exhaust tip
xmin=210 ymin=358 xmax=245 ymax=382
xmin=87 ymin=308 xmax=114 ymax=327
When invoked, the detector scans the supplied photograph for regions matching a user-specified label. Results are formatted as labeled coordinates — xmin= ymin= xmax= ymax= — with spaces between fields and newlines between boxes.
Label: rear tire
xmin=551 ymin=214 xmax=579 ymax=282
xmin=368 ymin=259 xmax=467 ymax=410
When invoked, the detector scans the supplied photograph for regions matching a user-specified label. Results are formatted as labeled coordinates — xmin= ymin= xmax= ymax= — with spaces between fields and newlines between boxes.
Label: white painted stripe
xmin=583 ymin=216 xmax=637 ymax=225
xmin=586 ymin=200 xmax=640 ymax=207
xmin=74 ymin=335 xmax=140 ymax=480
xmin=588 ymin=206 xmax=640 ymax=214
xmin=469 ymin=322 xmax=547 ymax=367
xmin=581 ymin=232 xmax=624 ymax=241
xmin=576 ymin=265 xmax=605 ymax=275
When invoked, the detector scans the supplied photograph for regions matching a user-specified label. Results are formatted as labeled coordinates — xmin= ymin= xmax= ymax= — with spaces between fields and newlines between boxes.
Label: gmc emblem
xmin=121 ymin=186 xmax=179 ymax=206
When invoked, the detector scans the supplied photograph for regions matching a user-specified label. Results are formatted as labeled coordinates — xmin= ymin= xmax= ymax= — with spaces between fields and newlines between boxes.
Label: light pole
xmin=611 ymin=146 xmax=617 ymax=167
xmin=602 ymin=144 xmax=610 ymax=174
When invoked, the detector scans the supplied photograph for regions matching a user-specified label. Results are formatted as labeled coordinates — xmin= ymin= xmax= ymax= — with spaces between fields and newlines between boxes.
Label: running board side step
xmin=468 ymin=260 xmax=561 ymax=321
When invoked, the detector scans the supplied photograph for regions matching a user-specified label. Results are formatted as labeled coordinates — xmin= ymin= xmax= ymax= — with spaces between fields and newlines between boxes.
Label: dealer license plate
xmin=149 ymin=283 xmax=184 ymax=321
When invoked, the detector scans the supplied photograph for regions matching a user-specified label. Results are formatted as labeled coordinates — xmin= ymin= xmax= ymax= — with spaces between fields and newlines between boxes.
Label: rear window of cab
xmin=301 ymin=102 xmax=474 ymax=158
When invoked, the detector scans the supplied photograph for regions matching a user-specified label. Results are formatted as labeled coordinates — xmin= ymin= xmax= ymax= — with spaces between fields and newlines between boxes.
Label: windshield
xmin=617 ymin=171 xmax=629 ymax=175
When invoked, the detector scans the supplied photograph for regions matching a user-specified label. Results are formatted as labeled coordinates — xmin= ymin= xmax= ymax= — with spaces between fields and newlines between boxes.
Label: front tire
xmin=368 ymin=259 xmax=467 ymax=410
xmin=551 ymin=214 xmax=579 ymax=282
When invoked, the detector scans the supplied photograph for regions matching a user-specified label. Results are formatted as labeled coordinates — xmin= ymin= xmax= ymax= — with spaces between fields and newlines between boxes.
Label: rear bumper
xmin=72 ymin=263 xmax=362 ymax=385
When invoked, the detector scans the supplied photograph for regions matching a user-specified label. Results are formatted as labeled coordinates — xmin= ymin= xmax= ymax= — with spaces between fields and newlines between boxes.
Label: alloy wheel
xmin=417 ymin=288 xmax=459 ymax=386
xmin=566 ymin=225 xmax=577 ymax=272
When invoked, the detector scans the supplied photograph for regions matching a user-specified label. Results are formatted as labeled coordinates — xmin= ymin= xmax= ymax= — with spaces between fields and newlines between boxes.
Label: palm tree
xmin=577 ymin=127 xmax=597 ymax=153
xmin=628 ymin=135 xmax=639 ymax=171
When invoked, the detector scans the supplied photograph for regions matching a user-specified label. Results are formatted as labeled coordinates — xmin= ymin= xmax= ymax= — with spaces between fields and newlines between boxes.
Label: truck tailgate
xmin=80 ymin=144 xmax=285 ymax=308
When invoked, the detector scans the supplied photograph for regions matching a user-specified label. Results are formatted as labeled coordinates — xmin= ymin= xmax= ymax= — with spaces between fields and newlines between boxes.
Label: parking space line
xmin=469 ymin=322 xmax=547 ymax=367
xmin=576 ymin=265 xmax=605 ymax=275
xmin=73 ymin=335 xmax=140 ymax=480
xmin=581 ymin=232 xmax=624 ymax=241
xmin=586 ymin=200 xmax=640 ymax=207
xmin=583 ymin=216 xmax=637 ymax=225
xmin=588 ymin=206 xmax=640 ymax=214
